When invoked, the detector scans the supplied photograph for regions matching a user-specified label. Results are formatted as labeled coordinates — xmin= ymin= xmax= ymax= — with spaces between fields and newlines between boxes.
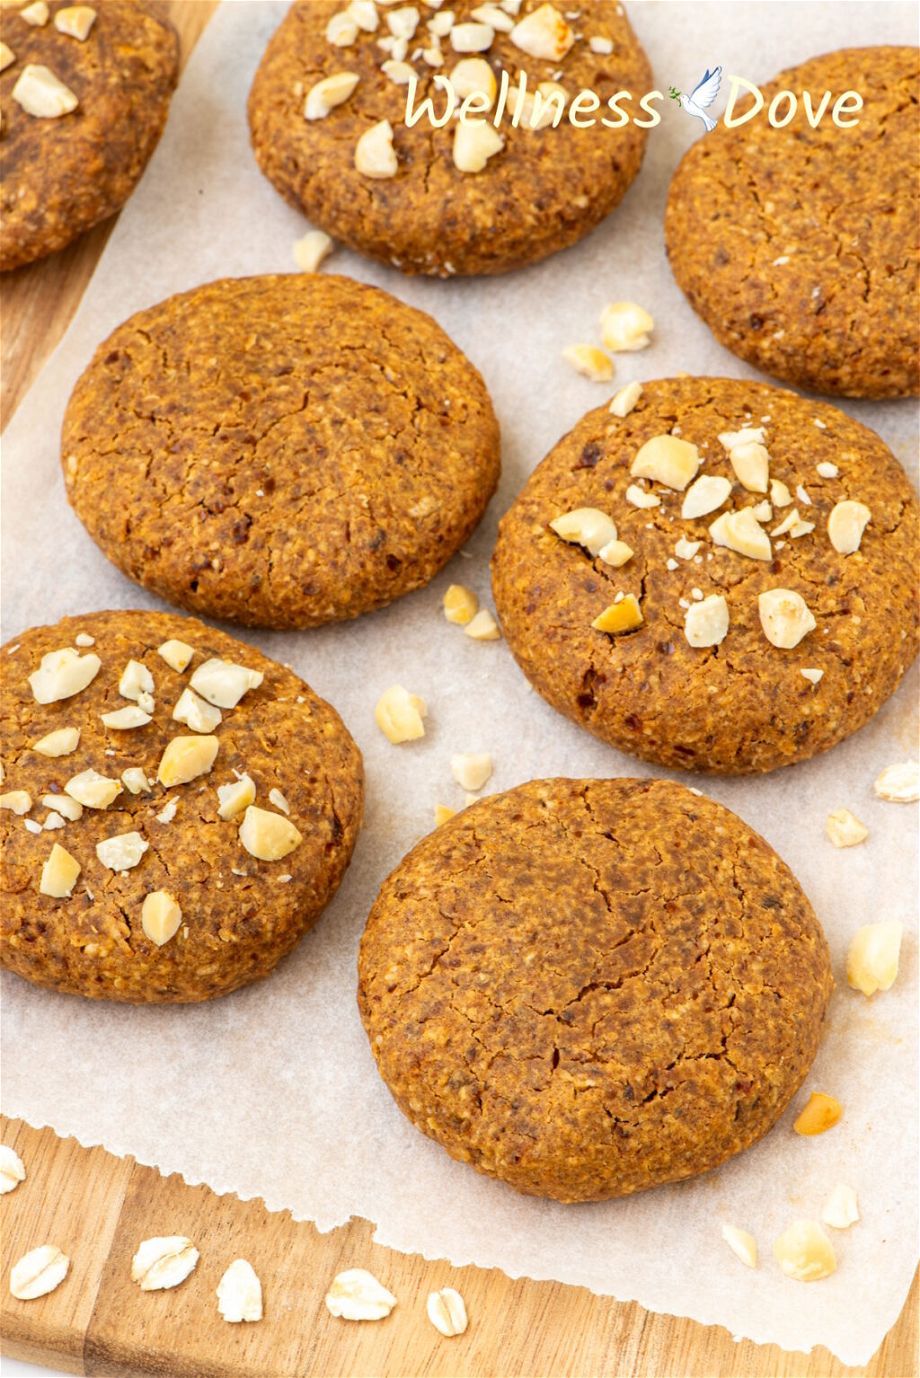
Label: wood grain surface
xmin=0 ymin=3 xmax=917 ymax=1376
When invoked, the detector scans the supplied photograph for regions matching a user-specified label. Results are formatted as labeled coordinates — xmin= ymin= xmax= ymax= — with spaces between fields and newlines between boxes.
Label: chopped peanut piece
xmin=119 ymin=659 xmax=154 ymax=703
xmin=800 ymin=668 xmax=824 ymax=685
xmin=773 ymin=1221 xmax=836 ymax=1282
xmin=721 ymin=1224 xmax=757 ymax=1268
xmin=157 ymin=735 xmax=219 ymax=787
xmin=758 ymin=588 xmax=816 ymax=649
xmin=239 ymin=806 xmax=303 ymax=861
xmin=549 ymin=507 xmax=617 ymax=557
xmin=217 ymin=774 xmax=256 ymax=820
xmin=793 ymin=1092 xmax=842 ymax=1136
xmin=12 ymin=62 xmax=77 ymax=116
xmin=64 ymin=768 xmax=122 ymax=810
xmin=443 ymin=584 xmax=478 ymax=625
xmin=821 ymin=1184 xmax=859 ymax=1230
xmin=355 ymin=119 xmax=398 ymax=177
xmin=728 ymin=441 xmax=769 ymax=494
xmin=29 ymin=647 xmax=100 ymax=703
xmin=510 ymin=2 xmax=573 ymax=60
xmin=609 ymin=380 xmax=642 ymax=417
xmin=121 ymin=768 xmax=152 ymax=795
xmin=434 ymin=803 xmax=456 ymax=826
xmin=189 ymin=658 xmax=262 ymax=708
xmin=326 ymin=11 xmax=358 ymax=45
xmin=42 ymin=794 xmax=81 ymax=821
xmin=451 ymin=752 xmax=492 ymax=791
xmin=375 ymin=686 xmax=427 ymax=743
xmin=825 ymin=808 xmax=868 ymax=848
xmin=846 ymin=920 xmax=903 ymax=996
xmin=305 ymin=71 xmax=359 ymax=119
xmin=562 ymin=344 xmax=612 ymax=382
xmin=453 ymin=119 xmax=504 ymax=173
xmin=464 ymin=609 xmax=500 ymax=641
xmin=39 ymin=843 xmax=81 ymax=898
xmin=625 ymin=483 xmax=659 ymax=509
xmin=599 ymin=302 xmax=654 ymax=352
xmin=771 ymin=478 xmax=793 ymax=508
xmin=0 ymin=42 xmax=14 ymax=70
xmin=684 ymin=594 xmax=729 ymax=648
xmin=381 ymin=58 xmax=416 ymax=84
xmin=630 ymin=435 xmax=700 ymax=491
xmin=31 ymin=726 xmax=80 ymax=757
xmin=96 ymin=831 xmax=148 ymax=873
xmin=592 ymin=595 xmax=642 ymax=635
xmin=0 ymin=791 xmax=32 ymax=815
xmin=141 ymin=891 xmax=182 ymax=947
xmin=53 ymin=5 xmax=96 ymax=39
xmin=828 ymin=500 xmax=871 ymax=555
xmin=450 ymin=20 xmax=494 ymax=51
xmin=718 ymin=426 xmax=765 ymax=451
xmin=449 ymin=56 xmax=497 ymax=104
xmin=157 ymin=639 xmax=194 ymax=673
xmin=173 ymin=688 xmax=222 ymax=734
xmin=598 ymin=539 xmax=633 ymax=567
xmin=101 ymin=705 xmax=152 ymax=730
xmin=20 ymin=2 xmax=49 ymax=25
xmin=874 ymin=761 xmax=919 ymax=803
xmin=681 ymin=475 xmax=731 ymax=520
xmin=472 ymin=2 xmax=513 ymax=30
xmin=709 ymin=509 xmax=771 ymax=561
xmin=293 ymin=230 xmax=334 ymax=273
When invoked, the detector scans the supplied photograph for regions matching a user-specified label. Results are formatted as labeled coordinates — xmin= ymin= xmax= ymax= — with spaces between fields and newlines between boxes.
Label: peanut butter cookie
xmin=1 ymin=610 xmax=363 ymax=1003
xmin=491 ymin=376 xmax=919 ymax=774
xmin=247 ymin=0 xmax=651 ymax=277
xmin=62 ymin=274 xmax=501 ymax=628
xmin=665 ymin=48 xmax=919 ymax=398
xmin=0 ymin=0 xmax=178 ymax=272
xmin=359 ymin=777 xmax=833 ymax=1202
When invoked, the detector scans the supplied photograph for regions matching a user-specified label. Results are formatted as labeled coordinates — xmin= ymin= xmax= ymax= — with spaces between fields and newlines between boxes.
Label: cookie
xmin=62 ymin=273 xmax=501 ymax=628
xmin=0 ymin=610 xmax=363 ymax=1003
xmin=359 ymin=777 xmax=833 ymax=1203
xmin=491 ymin=376 xmax=919 ymax=775
xmin=665 ymin=48 xmax=919 ymax=398
xmin=0 ymin=0 xmax=178 ymax=273
xmin=247 ymin=0 xmax=651 ymax=278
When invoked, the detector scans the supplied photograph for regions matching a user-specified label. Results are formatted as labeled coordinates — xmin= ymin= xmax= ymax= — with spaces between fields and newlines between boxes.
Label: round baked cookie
xmin=0 ymin=610 xmax=363 ymax=1003
xmin=359 ymin=777 xmax=833 ymax=1203
xmin=0 ymin=0 xmax=179 ymax=273
xmin=665 ymin=48 xmax=920 ymax=398
xmin=62 ymin=274 xmax=501 ymax=628
xmin=491 ymin=376 xmax=919 ymax=775
xmin=247 ymin=0 xmax=652 ymax=277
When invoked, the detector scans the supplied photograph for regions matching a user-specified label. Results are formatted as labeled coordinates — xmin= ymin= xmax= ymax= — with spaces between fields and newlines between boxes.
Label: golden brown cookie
xmin=665 ymin=48 xmax=920 ymax=398
xmin=247 ymin=0 xmax=652 ymax=277
xmin=62 ymin=273 xmax=501 ymax=628
xmin=359 ymin=777 xmax=833 ymax=1203
xmin=0 ymin=610 xmax=363 ymax=1003
xmin=0 ymin=0 xmax=178 ymax=273
xmin=491 ymin=376 xmax=919 ymax=774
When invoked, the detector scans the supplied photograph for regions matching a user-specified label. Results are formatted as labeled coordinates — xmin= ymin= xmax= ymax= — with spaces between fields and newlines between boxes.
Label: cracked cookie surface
xmin=0 ymin=610 xmax=363 ymax=1003
xmin=665 ymin=47 xmax=919 ymax=398
xmin=62 ymin=273 xmax=500 ymax=628
xmin=0 ymin=0 xmax=178 ymax=273
xmin=491 ymin=376 xmax=919 ymax=774
xmin=247 ymin=0 xmax=651 ymax=278
xmin=358 ymin=776 xmax=832 ymax=1202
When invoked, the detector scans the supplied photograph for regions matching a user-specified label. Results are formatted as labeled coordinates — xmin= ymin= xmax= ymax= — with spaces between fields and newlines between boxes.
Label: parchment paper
xmin=2 ymin=1 xmax=918 ymax=1364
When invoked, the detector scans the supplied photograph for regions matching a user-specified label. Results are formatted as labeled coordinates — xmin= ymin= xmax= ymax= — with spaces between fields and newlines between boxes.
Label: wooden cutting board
xmin=1 ymin=5 xmax=917 ymax=1374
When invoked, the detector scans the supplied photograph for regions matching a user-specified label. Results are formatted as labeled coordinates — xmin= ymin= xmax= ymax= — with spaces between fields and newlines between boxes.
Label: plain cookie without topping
xmin=665 ymin=47 xmax=919 ymax=398
xmin=0 ymin=610 xmax=363 ymax=1002
xmin=62 ymin=274 xmax=501 ymax=628
xmin=359 ymin=777 xmax=833 ymax=1202
xmin=0 ymin=0 xmax=178 ymax=272
xmin=247 ymin=0 xmax=651 ymax=277
xmin=491 ymin=376 xmax=919 ymax=774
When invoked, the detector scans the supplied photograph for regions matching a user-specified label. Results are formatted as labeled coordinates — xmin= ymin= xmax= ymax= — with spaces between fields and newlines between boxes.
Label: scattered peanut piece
xmin=549 ymin=507 xmax=617 ymax=556
xmin=592 ymin=595 xmax=642 ymax=635
xmin=157 ymin=736 xmax=219 ymax=787
xmin=793 ymin=1092 xmax=842 ymax=1136
xmin=375 ymin=685 xmax=427 ymax=743
xmin=381 ymin=58 xmax=416 ymax=84
xmin=718 ymin=425 xmax=765 ymax=452
xmin=173 ymin=687 xmax=222 ymax=734
xmin=828 ymin=500 xmax=871 ymax=555
xmin=10 ymin=1245 xmax=69 ymax=1301
xmin=874 ymin=761 xmax=919 ymax=803
xmin=450 ymin=19 xmax=494 ymax=51
xmin=562 ymin=344 xmax=612 ymax=382
xmin=434 ymin=803 xmax=456 ymax=826
xmin=293 ymin=230 xmax=334 ymax=273
xmin=141 ymin=890 xmax=182 ymax=947
xmin=451 ymin=752 xmax=492 ymax=792
xmin=29 ymin=647 xmax=100 ymax=703
xmin=217 ymin=1259 xmax=263 ymax=1323
xmin=510 ymin=2 xmax=573 ymax=60
xmin=720 ymin=1224 xmax=757 ymax=1269
xmin=609 ymin=380 xmax=642 ymax=417
xmin=822 ymin=1184 xmax=859 ymax=1230
xmin=131 ymin=1236 xmax=199 ymax=1291
xmin=0 ymin=791 xmax=32 ymax=815
xmin=119 ymin=659 xmax=154 ymax=705
xmin=771 ymin=478 xmax=793 ymax=508
xmin=427 ymin=1286 xmax=468 ymax=1336
xmin=728 ymin=441 xmax=769 ymax=494
xmin=64 ymin=768 xmax=122 ymax=809
xmin=12 ymin=62 xmax=77 ymax=116
xmin=599 ymin=301 xmax=653 ymax=353
xmin=448 ymin=56 xmax=496 ymax=104
xmin=758 ymin=589 xmax=816 ymax=648
xmin=443 ymin=584 xmax=478 ymax=626
xmin=684 ymin=595 xmax=729 ymax=648
xmin=189 ymin=658 xmax=262 ymax=708
xmin=42 ymin=794 xmax=81 ymax=821
xmin=54 ymin=5 xmax=96 ymax=39
xmin=471 ymin=2 xmax=512 ymax=32
xmin=121 ymin=767 xmax=152 ymax=795
xmin=674 ymin=536 xmax=701 ymax=559
xmin=101 ymin=705 xmax=152 ymax=730
xmin=825 ymin=808 xmax=868 ymax=848
xmin=157 ymin=639 xmax=194 ymax=673
xmin=326 ymin=11 xmax=358 ymax=45
xmin=0 ymin=1144 xmax=26 ymax=1195
xmin=710 ymin=509 xmax=771 ymax=561
xmin=589 ymin=34 xmax=613 ymax=55
xmin=239 ymin=806 xmax=302 ymax=862
xmin=453 ymin=120 xmax=504 ymax=173
xmin=681 ymin=474 xmax=731 ymax=520
xmin=630 ymin=435 xmax=700 ymax=491
xmin=355 ymin=119 xmax=398 ymax=177
xmin=773 ymin=1221 xmax=836 ymax=1282
xmin=625 ymin=483 xmax=659 ymax=510
xmin=20 ymin=2 xmax=49 ymax=25
xmin=598 ymin=538 xmax=633 ymax=567
xmin=846 ymin=920 xmax=903 ymax=996
xmin=464 ymin=609 xmax=500 ymax=641
xmin=0 ymin=42 xmax=15 ymax=71
xmin=39 ymin=843 xmax=81 ymax=898
xmin=96 ymin=831 xmax=148 ymax=873
xmin=305 ymin=71 xmax=359 ymax=120
xmin=325 ymin=1268 xmax=397 ymax=1321
xmin=800 ymin=668 xmax=824 ymax=685
xmin=217 ymin=774 xmax=256 ymax=820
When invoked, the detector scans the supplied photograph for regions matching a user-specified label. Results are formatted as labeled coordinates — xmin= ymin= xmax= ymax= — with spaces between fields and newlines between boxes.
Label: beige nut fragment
xmin=28 ymin=647 xmax=100 ymax=704
xmin=721 ymin=1224 xmax=757 ymax=1269
xmin=674 ymin=537 xmax=701 ymax=560
xmin=599 ymin=301 xmax=654 ymax=353
xmin=189 ymin=657 xmax=263 ymax=709
xmin=54 ymin=4 xmax=96 ymax=39
xmin=846 ymin=920 xmax=903 ymax=996
xmin=0 ymin=1144 xmax=26 ymax=1195
xmin=598 ymin=538 xmax=633 ymax=568
xmin=562 ymin=344 xmax=612 ymax=383
xmin=625 ymin=483 xmax=659 ymax=510
xmin=443 ymin=584 xmax=478 ymax=625
xmin=239 ymin=805 xmax=303 ymax=862
xmin=821 ymin=1184 xmax=859 ymax=1231
xmin=119 ymin=658 xmax=154 ymax=703
xmin=451 ymin=752 xmax=492 ymax=791
xmin=355 ymin=119 xmax=398 ymax=177
xmin=718 ymin=425 xmax=765 ymax=452
xmin=630 ymin=435 xmax=700 ymax=491
xmin=449 ymin=56 xmax=496 ymax=104
xmin=681 ymin=475 xmax=731 ymax=520
xmin=453 ymin=119 xmax=504 ymax=173
xmin=0 ymin=41 xmax=16 ymax=70
xmin=39 ymin=843 xmax=81 ymax=898
xmin=773 ymin=1221 xmax=836 ymax=1282
xmin=825 ymin=808 xmax=868 ymax=848
xmin=326 ymin=10 xmax=359 ymax=44
xmin=157 ymin=735 xmax=219 ymax=787
xmin=20 ymin=2 xmax=49 ymax=25
xmin=12 ymin=61 xmax=78 ymax=115
xmin=510 ymin=2 xmax=573 ymax=60
xmin=217 ymin=1258 xmax=263 ymax=1323
xmin=349 ymin=0 xmax=379 ymax=31
xmin=684 ymin=594 xmax=729 ymax=649
xmin=217 ymin=774 xmax=256 ymax=820
xmin=157 ymin=639 xmax=194 ymax=673
xmin=293 ymin=229 xmax=334 ymax=273
xmin=728 ymin=441 xmax=769 ymax=494
xmin=771 ymin=507 xmax=802 ymax=537
xmin=800 ymin=668 xmax=824 ymax=685
xmin=10 ymin=1245 xmax=69 ymax=1301
xmin=592 ymin=595 xmax=642 ymax=635
xmin=141 ymin=890 xmax=182 ymax=947
xmin=464 ymin=609 xmax=500 ymax=640
xmin=42 ymin=793 xmax=81 ymax=821
xmin=31 ymin=725 xmax=80 ymax=757
xmin=609 ymin=380 xmax=642 ymax=418
xmin=770 ymin=478 xmax=793 ymax=508
xmin=121 ymin=767 xmax=152 ymax=795
xmin=386 ymin=4 xmax=420 ymax=40
xmin=873 ymin=761 xmax=919 ymax=803
xmin=472 ymin=2 xmax=512 ymax=30
xmin=101 ymin=705 xmax=152 ymax=730
xmin=549 ymin=507 xmax=617 ymax=557
xmin=305 ymin=71 xmax=360 ymax=119
xmin=325 ymin=1268 xmax=397 ymax=1321
xmin=450 ymin=20 xmax=493 ymax=51
xmin=381 ymin=58 xmax=415 ymax=83
xmin=173 ymin=687 xmax=222 ymax=734
xmin=434 ymin=803 xmax=456 ymax=826
xmin=96 ymin=831 xmax=148 ymax=873
xmin=268 ymin=787 xmax=290 ymax=815
xmin=0 ymin=790 xmax=32 ymax=815
xmin=131 ymin=1236 xmax=199 ymax=1291
xmin=827 ymin=500 xmax=871 ymax=555
xmin=709 ymin=508 xmax=771 ymax=561
xmin=375 ymin=685 xmax=427 ymax=742
xmin=758 ymin=588 xmax=816 ymax=649
xmin=65 ymin=768 xmax=122 ymax=810
xmin=427 ymin=1286 xmax=468 ymax=1336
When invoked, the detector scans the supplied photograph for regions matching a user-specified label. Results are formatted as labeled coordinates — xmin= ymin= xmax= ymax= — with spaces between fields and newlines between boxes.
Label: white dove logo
xmin=669 ymin=67 xmax=722 ymax=133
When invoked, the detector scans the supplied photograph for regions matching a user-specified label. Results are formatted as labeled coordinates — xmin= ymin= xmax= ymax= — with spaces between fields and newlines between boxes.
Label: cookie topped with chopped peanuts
xmin=62 ymin=274 xmax=500 ymax=628
xmin=0 ymin=0 xmax=178 ymax=272
xmin=491 ymin=376 xmax=919 ymax=774
xmin=247 ymin=0 xmax=652 ymax=277
xmin=665 ymin=47 xmax=919 ymax=398
xmin=0 ymin=610 xmax=363 ymax=1003
xmin=359 ymin=777 xmax=833 ymax=1201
